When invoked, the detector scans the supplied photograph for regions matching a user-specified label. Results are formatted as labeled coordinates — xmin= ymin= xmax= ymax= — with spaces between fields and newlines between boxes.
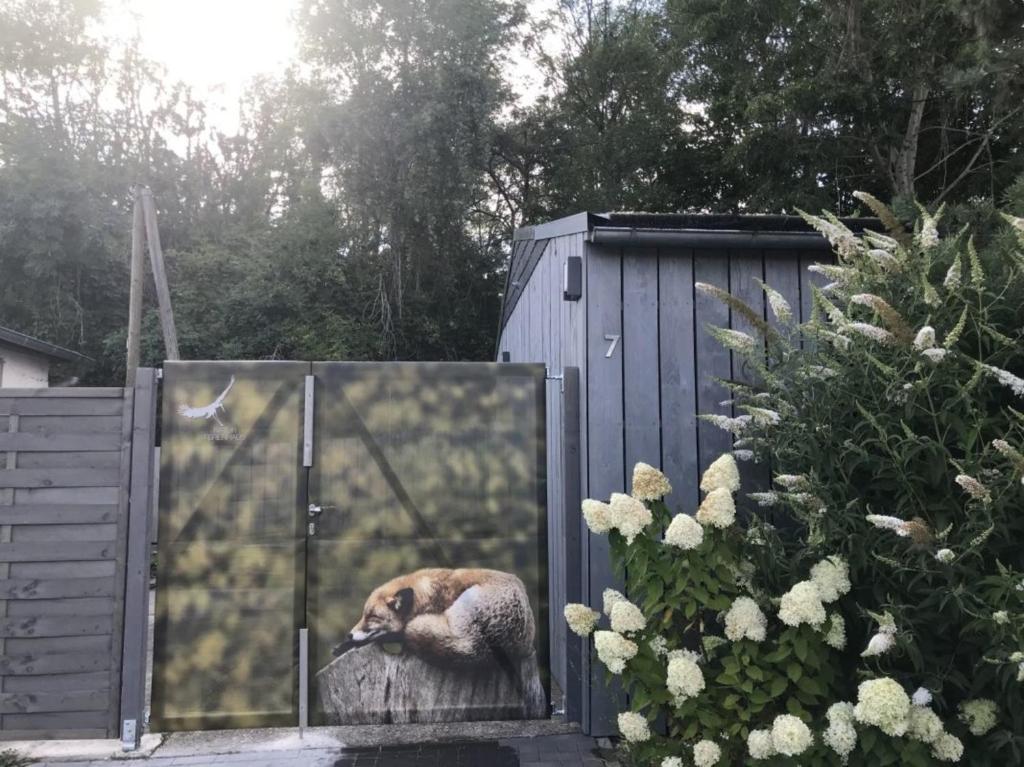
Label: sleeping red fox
xmin=333 ymin=567 xmax=536 ymax=668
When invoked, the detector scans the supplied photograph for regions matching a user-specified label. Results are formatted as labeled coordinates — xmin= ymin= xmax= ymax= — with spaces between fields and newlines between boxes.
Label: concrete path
xmin=21 ymin=725 xmax=617 ymax=767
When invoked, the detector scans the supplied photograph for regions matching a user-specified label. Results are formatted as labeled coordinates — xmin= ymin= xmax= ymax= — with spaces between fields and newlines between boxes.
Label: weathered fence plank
xmin=0 ymin=542 xmax=116 ymax=562
xmin=0 ymin=389 xmax=123 ymax=399
xmin=0 ymin=469 xmax=120 ymax=488
xmin=0 ymin=578 xmax=115 ymax=600
xmin=12 ymin=524 xmax=118 ymax=543
xmin=0 ymin=433 xmax=122 ymax=452
xmin=0 ymin=505 xmax=118 ymax=526
xmin=3 ymin=671 xmax=109 ymax=693
xmin=0 ymin=616 xmax=113 ymax=638
xmin=0 ymin=399 xmax=124 ymax=417
xmin=0 ymin=652 xmax=110 ymax=675
xmin=0 ymin=690 xmax=109 ymax=714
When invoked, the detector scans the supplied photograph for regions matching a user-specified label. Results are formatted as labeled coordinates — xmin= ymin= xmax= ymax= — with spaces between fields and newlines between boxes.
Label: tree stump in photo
xmin=316 ymin=644 xmax=547 ymax=724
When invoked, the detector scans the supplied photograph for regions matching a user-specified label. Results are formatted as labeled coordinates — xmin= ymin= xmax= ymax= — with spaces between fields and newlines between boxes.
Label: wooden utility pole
xmin=125 ymin=188 xmax=146 ymax=386
xmin=139 ymin=188 xmax=180 ymax=362
xmin=124 ymin=185 xmax=180 ymax=385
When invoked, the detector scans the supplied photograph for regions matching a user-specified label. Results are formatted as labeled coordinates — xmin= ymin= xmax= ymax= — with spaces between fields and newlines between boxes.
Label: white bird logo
xmin=177 ymin=376 xmax=236 ymax=426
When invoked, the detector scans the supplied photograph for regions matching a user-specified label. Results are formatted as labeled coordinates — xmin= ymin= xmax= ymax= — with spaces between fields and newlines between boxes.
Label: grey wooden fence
xmin=0 ymin=373 xmax=157 ymax=742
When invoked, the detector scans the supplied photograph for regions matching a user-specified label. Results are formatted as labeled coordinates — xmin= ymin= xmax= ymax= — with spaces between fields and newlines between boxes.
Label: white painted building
xmin=0 ymin=326 xmax=90 ymax=387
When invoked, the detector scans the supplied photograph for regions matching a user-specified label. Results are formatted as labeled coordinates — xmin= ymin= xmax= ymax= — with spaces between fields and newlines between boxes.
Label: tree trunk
xmin=894 ymin=83 xmax=929 ymax=199
xmin=316 ymin=644 xmax=547 ymax=725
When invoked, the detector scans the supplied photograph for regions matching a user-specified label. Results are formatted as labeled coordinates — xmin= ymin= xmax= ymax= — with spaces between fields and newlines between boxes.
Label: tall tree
xmin=665 ymin=0 xmax=1024 ymax=211
xmin=298 ymin=0 xmax=527 ymax=360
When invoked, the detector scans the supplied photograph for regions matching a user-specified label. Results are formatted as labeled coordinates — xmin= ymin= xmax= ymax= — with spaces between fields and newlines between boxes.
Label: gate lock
xmin=307 ymin=503 xmax=335 ymax=535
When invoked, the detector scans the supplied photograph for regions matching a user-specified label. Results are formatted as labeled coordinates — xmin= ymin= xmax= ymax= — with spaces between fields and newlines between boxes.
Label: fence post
xmin=119 ymin=367 xmax=159 ymax=750
xmin=562 ymin=367 xmax=586 ymax=726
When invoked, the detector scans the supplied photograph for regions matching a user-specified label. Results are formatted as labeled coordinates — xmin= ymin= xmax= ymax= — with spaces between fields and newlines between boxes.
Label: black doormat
xmin=333 ymin=740 xmax=519 ymax=767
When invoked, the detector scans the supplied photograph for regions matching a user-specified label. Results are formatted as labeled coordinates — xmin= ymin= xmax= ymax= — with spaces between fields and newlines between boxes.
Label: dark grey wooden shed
xmin=496 ymin=212 xmax=859 ymax=735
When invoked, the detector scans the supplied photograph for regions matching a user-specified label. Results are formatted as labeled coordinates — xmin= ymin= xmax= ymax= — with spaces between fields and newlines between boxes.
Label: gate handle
xmin=308 ymin=503 xmax=336 ymax=517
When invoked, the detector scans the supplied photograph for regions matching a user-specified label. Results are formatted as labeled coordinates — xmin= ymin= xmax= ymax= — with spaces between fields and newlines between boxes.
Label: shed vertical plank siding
xmin=583 ymin=246 xmax=624 ymax=735
xmin=692 ymin=251 xmax=734 ymax=477
xmin=658 ymin=252 xmax=699 ymax=513
xmin=729 ymin=251 xmax=771 ymax=503
xmin=622 ymin=250 xmax=662 ymax=488
xmin=0 ymin=388 xmax=133 ymax=740
xmin=497 ymin=232 xmax=590 ymax=706
xmin=499 ymin=225 xmax=830 ymax=736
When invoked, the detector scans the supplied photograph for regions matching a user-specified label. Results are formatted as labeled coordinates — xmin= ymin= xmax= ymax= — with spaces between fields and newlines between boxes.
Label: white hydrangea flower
xmin=648 ymin=635 xmax=668 ymax=657
xmin=845 ymin=321 xmax=895 ymax=344
xmin=866 ymin=514 xmax=910 ymax=536
xmin=748 ymin=491 xmax=780 ymax=507
xmin=609 ymin=600 xmax=646 ymax=635
xmin=661 ymin=758 xmax=683 ymax=767
xmin=778 ymin=580 xmax=827 ymax=628
xmin=981 ymin=363 xmax=1024 ymax=397
xmin=692 ymin=740 xmax=721 ymax=767
xmin=603 ymin=588 xmax=627 ymax=617
xmin=931 ymin=732 xmax=964 ymax=763
xmin=664 ymin=513 xmax=704 ymax=550
xmin=632 ymin=461 xmax=672 ymax=501
xmin=700 ymin=453 xmax=740 ymax=493
xmin=912 ymin=687 xmax=933 ymax=707
xmin=935 ymin=548 xmax=955 ymax=564
xmin=771 ymin=714 xmax=813 ymax=756
xmin=824 ymin=613 xmax=846 ymax=650
xmin=914 ymin=326 xmax=936 ymax=350
xmin=617 ymin=711 xmax=650 ymax=743
xmin=853 ymin=678 xmax=911 ymax=737
xmin=582 ymin=499 xmax=613 ymax=534
xmin=907 ymin=706 xmax=944 ymax=744
xmin=824 ymin=702 xmax=857 ymax=762
xmin=563 ymin=604 xmax=600 ymax=637
xmin=594 ymin=631 xmax=637 ymax=675
xmin=724 ymin=596 xmax=767 ymax=642
xmin=609 ymin=492 xmax=654 ymax=544
xmin=666 ymin=654 xmax=705 ymax=705
xmin=958 ymin=698 xmax=998 ymax=736
xmin=747 ymin=729 xmax=776 ymax=760
xmin=809 ymin=556 xmax=851 ymax=603
xmin=696 ymin=487 xmax=736 ymax=528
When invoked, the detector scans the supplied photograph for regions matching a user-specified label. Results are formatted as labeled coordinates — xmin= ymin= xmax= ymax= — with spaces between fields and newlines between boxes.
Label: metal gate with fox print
xmin=150 ymin=361 xmax=548 ymax=731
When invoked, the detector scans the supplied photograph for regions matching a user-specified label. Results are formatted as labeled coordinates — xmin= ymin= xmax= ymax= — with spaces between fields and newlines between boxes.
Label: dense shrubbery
xmin=566 ymin=195 xmax=1024 ymax=765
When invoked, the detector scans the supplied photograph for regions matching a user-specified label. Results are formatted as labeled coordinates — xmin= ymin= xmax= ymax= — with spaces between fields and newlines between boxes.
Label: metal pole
xmin=125 ymin=190 xmax=146 ymax=386
xmin=298 ymin=628 xmax=309 ymax=733
xmin=119 ymin=368 xmax=159 ymax=750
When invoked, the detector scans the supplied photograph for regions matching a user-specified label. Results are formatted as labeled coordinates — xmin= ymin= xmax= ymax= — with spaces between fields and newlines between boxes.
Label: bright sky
xmin=101 ymin=0 xmax=556 ymax=133
xmin=103 ymin=0 xmax=302 ymax=130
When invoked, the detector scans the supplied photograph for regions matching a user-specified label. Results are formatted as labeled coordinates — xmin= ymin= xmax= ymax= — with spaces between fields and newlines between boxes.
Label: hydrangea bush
xmin=565 ymin=458 xmax=966 ymax=765
xmin=693 ymin=193 xmax=1024 ymax=764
